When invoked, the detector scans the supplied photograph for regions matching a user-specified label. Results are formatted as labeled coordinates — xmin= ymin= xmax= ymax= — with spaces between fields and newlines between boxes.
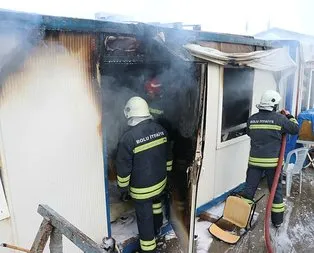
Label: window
xmin=220 ymin=67 xmax=254 ymax=142
xmin=301 ymin=68 xmax=314 ymax=111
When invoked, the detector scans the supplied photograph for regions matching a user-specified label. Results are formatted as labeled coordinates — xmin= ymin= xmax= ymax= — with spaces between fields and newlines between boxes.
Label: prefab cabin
xmin=0 ymin=10 xmax=296 ymax=253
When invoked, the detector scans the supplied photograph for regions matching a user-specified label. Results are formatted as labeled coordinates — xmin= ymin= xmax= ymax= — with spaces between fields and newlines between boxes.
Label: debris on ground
xmin=207 ymin=168 xmax=314 ymax=253
xmin=111 ymin=203 xmax=183 ymax=252
xmin=194 ymin=202 xmax=224 ymax=252
xmin=110 ymin=169 xmax=314 ymax=252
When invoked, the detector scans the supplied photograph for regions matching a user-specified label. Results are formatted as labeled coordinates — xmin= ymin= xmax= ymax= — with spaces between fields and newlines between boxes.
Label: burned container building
xmin=0 ymin=9 xmax=298 ymax=253
xmin=99 ymin=24 xmax=206 ymax=250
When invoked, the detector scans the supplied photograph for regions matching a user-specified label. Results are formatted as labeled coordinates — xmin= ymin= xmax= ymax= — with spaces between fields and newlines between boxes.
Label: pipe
xmin=264 ymin=110 xmax=287 ymax=253
xmin=0 ymin=243 xmax=30 ymax=253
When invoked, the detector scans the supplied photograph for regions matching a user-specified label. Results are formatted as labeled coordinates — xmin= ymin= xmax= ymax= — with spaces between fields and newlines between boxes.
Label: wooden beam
xmin=49 ymin=229 xmax=63 ymax=253
xmin=37 ymin=205 xmax=105 ymax=253
xmin=30 ymin=219 xmax=53 ymax=253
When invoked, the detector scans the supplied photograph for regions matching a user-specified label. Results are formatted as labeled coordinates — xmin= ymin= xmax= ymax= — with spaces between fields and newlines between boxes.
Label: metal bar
xmin=221 ymin=123 xmax=247 ymax=135
xmin=0 ymin=10 xmax=143 ymax=35
xmin=37 ymin=205 xmax=105 ymax=253
xmin=30 ymin=219 xmax=53 ymax=253
xmin=187 ymin=64 xmax=207 ymax=253
xmin=103 ymin=127 xmax=112 ymax=237
xmin=49 ymin=229 xmax=63 ymax=253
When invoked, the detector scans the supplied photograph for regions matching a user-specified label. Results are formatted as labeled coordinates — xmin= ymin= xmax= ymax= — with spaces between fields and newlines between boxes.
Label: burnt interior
xmin=99 ymin=33 xmax=204 ymax=241
xmin=221 ymin=66 xmax=254 ymax=142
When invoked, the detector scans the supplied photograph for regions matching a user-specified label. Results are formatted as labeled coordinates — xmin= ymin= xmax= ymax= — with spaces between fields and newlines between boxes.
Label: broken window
xmin=221 ymin=66 xmax=254 ymax=142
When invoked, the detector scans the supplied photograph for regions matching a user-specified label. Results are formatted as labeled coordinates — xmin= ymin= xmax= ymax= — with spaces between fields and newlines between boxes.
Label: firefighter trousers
xmin=133 ymin=197 xmax=164 ymax=253
xmin=242 ymin=165 xmax=284 ymax=226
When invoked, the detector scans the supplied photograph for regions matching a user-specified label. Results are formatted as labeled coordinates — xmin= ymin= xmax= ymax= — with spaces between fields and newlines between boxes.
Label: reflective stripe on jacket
xmin=148 ymin=98 xmax=173 ymax=171
xmin=247 ymin=110 xmax=299 ymax=168
xmin=116 ymin=119 xmax=169 ymax=200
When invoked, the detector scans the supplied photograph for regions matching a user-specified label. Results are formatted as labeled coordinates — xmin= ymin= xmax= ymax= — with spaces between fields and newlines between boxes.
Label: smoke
xmin=222 ymin=67 xmax=254 ymax=131
xmin=0 ymin=13 xmax=43 ymax=89
xmin=101 ymin=75 xmax=139 ymax=157
xmin=100 ymin=58 xmax=201 ymax=158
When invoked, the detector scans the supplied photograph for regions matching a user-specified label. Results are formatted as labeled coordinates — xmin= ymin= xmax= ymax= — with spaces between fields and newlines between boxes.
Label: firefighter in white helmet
xmin=116 ymin=96 xmax=171 ymax=253
xmin=240 ymin=90 xmax=299 ymax=228
xmin=257 ymin=90 xmax=282 ymax=111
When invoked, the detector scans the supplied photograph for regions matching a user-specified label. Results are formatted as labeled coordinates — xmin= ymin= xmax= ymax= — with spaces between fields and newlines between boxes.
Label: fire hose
xmin=264 ymin=110 xmax=287 ymax=253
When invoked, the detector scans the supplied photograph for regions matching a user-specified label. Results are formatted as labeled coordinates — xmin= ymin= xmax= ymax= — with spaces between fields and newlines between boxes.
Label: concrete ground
xmin=205 ymin=167 xmax=314 ymax=253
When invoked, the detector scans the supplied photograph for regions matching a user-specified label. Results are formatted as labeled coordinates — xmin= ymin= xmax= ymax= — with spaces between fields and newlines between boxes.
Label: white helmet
xmin=257 ymin=90 xmax=281 ymax=111
xmin=124 ymin=96 xmax=151 ymax=119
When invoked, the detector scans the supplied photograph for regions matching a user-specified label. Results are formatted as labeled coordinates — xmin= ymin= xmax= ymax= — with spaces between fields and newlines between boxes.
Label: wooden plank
xmin=49 ymin=229 xmax=63 ymax=253
xmin=37 ymin=205 xmax=104 ymax=253
xmin=1 ymin=243 xmax=30 ymax=253
xmin=30 ymin=219 xmax=53 ymax=253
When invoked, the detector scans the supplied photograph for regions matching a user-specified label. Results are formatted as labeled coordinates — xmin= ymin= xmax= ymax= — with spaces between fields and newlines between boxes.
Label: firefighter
xmin=144 ymin=78 xmax=177 ymax=219
xmin=145 ymin=78 xmax=189 ymax=221
xmin=145 ymin=79 xmax=171 ymax=133
xmin=144 ymin=78 xmax=174 ymax=177
xmin=241 ymin=90 xmax=299 ymax=228
xmin=116 ymin=96 xmax=170 ymax=253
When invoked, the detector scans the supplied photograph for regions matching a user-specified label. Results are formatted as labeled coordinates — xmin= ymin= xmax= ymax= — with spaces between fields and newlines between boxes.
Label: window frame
xmin=308 ymin=69 xmax=314 ymax=109
xmin=216 ymin=65 xmax=253 ymax=149
xmin=302 ymin=68 xmax=314 ymax=111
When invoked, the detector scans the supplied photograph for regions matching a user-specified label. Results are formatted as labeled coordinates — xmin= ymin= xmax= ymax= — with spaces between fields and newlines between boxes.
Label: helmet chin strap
xmin=273 ymin=104 xmax=279 ymax=112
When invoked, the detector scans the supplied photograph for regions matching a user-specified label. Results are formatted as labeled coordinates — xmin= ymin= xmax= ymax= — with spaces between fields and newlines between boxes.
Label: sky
xmin=1 ymin=0 xmax=314 ymax=36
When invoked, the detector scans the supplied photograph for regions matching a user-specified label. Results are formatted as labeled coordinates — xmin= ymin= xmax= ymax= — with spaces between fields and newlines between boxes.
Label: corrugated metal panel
xmin=0 ymin=32 xmax=106 ymax=252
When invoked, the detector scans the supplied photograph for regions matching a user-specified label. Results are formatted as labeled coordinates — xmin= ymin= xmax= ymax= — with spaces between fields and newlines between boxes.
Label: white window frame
xmin=306 ymin=69 xmax=313 ymax=110
xmin=308 ymin=69 xmax=314 ymax=109
xmin=302 ymin=68 xmax=314 ymax=111
xmin=216 ymin=66 xmax=251 ymax=149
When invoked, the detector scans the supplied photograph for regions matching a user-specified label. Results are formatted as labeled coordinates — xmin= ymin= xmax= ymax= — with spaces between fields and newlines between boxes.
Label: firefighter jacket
xmin=148 ymin=98 xmax=172 ymax=134
xmin=247 ymin=110 xmax=299 ymax=168
xmin=116 ymin=119 xmax=170 ymax=201
xmin=147 ymin=97 xmax=174 ymax=171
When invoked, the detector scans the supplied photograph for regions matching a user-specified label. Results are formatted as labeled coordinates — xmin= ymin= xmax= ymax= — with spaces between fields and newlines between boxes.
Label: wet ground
xmin=157 ymin=233 xmax=183 ymax=253
xmin=203 ymin=167 xmax=314 ymax=253
xmin=113 ymin=168 xmax=314 ymax=252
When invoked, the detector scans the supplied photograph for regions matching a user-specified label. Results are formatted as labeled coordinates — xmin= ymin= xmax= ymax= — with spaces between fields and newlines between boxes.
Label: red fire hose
xmin=264 ymin=110 xmax=287 ymax=253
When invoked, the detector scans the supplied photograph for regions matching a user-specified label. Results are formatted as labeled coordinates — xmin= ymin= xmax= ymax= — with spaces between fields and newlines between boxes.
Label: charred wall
xmin=0 ymin=25 xmax=106 ymax=250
